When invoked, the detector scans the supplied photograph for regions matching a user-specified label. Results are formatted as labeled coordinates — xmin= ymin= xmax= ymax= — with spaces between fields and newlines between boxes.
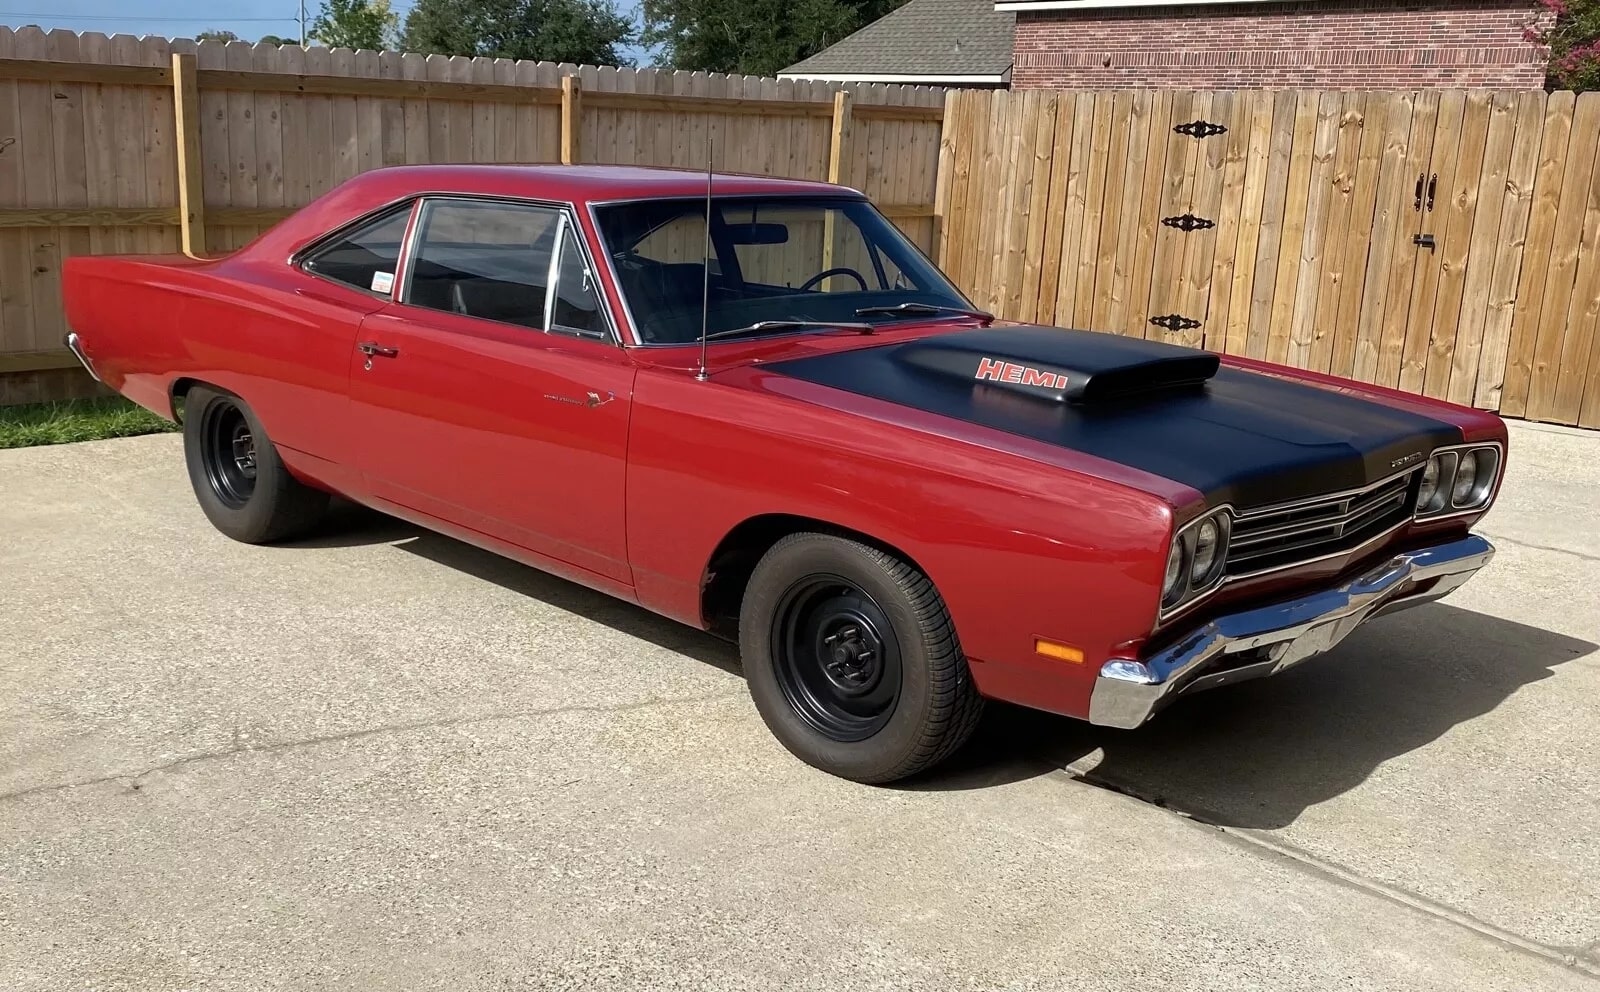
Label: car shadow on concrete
xmin=921 ymin=604 xmax=1595 ymax=828
xmin=287 ymin=508 xmax=1593 ymax=827
xmin=335 ymin=512 xmax=746 ymax=678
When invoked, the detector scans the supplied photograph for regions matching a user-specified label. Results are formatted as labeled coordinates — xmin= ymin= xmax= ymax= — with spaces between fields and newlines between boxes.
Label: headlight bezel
xmin=1160 ymin=507 xmax=1233 ymax=619
xmin=1414 ymin=442 xmax=1503 ymax=520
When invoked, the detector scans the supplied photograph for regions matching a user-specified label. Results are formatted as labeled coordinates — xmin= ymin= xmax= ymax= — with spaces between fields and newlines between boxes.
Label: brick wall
xmin=1011 ymin=0 xmax=1552 ymax=89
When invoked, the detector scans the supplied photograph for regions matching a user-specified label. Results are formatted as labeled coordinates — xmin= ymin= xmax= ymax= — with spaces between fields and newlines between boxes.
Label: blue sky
xmin=0 ymin=0 xmax=651 ymax=61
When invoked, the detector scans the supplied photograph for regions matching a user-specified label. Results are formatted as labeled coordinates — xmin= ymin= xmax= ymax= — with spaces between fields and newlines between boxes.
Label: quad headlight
xmin=1414 ymin=444 xmax=1501 ymax=518
xmin=1162 ymin=508 xmax=1232 ymax=614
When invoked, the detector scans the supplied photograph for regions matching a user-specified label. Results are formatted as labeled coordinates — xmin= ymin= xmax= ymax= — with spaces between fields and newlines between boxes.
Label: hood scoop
xmin=894 ymin=325 xmax=1219 ymax=404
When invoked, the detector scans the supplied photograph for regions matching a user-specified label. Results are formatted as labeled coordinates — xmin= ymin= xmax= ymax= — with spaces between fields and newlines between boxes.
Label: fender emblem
xmin=1390 ymin=451 xmax=1426 ymax=470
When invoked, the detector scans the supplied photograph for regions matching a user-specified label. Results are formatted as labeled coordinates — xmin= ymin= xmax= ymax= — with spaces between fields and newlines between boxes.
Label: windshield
xmin=593 ymin=196 xmax=974 ymax=344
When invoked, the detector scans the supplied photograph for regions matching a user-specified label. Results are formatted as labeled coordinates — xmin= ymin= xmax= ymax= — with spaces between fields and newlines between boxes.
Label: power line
xmin=0 ymin=11 xmax=300 ymax=21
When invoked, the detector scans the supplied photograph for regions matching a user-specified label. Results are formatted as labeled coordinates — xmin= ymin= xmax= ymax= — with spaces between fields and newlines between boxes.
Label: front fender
xmin=625 ymin=367 xmax=1176 ymax=720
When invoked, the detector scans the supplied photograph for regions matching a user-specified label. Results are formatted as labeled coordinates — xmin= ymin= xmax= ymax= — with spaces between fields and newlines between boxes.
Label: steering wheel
xmin=799 ymin=267 xmax=869 ymax=293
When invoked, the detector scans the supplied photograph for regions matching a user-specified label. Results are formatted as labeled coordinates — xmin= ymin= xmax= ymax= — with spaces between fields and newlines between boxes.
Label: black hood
xmin=767 ymin=325 xmax=1462 ymax=509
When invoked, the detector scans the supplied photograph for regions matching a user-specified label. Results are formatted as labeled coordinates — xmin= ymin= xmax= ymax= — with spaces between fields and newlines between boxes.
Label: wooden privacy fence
xmin=0 ymin=26 xmax=943 ymax=404
xmin=936 ymin=87 xmax=1600 ymax=429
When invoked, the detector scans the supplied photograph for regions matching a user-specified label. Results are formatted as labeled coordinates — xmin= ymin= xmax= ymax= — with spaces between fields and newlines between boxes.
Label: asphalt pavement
xmin=2 ymin=420 xmax=1596 ymax=990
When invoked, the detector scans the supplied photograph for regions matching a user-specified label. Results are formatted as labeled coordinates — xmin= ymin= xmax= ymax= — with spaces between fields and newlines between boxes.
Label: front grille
xmin=1226 ymin=470 xmax=1417 ymax=576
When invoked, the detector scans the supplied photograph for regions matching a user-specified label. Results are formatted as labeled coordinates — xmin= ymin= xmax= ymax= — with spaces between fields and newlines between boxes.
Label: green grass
xmin=0 ymin=396 xmax=180 ymax=449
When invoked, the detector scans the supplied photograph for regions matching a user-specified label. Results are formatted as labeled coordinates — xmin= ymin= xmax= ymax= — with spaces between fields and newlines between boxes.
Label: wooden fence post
xmin=561 ymin=75 xmax=582 ymax=165
xmin=823 ymin=90 xmax=853 ymax=272
xmin=933 ymin=90 xmax=957 ymax=268
xmin=171 ymin=52 xmax=206 ymax=257
xmin=827 ymin=90 xmax=852 ymax=184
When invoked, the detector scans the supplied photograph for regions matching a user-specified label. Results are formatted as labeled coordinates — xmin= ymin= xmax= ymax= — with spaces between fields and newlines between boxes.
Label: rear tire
xmin=739 ymin=532 xmax=983 ymax=784
xmin=182 ymin=386 xmax=328 ymax=544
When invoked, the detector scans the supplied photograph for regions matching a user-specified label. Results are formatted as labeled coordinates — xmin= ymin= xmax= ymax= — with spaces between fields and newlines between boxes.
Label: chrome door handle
xmin=357 ymin=341 xmax=399 ymax=358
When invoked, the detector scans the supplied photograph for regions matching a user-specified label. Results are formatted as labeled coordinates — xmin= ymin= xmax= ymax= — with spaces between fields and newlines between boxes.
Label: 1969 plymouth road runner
xmin=62 ymin=165 xmax=1505 ymax=783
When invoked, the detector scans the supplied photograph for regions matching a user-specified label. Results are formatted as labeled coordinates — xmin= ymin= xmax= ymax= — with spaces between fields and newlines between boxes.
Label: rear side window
xmin=301 ymin=204 xmax=412 ymax=295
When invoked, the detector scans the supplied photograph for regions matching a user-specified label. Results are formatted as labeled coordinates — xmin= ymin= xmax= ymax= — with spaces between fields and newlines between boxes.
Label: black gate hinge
xmin=1173 ymin=119 xmax=1227 ymax=138
xmin=1149 ymin=314 xmax=1202 ymax=332
xmin=1161 ymin=213 xmax=1215 ymax=232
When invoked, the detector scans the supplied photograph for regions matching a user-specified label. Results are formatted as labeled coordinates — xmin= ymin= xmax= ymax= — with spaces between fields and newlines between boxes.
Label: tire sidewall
xmin=182 ymin=387 xmax=288 ymax=543
xmin=740 ymin=536 xmax=946 ymax=783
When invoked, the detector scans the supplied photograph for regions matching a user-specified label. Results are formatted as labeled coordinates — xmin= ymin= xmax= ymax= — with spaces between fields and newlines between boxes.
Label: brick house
xmin=781 ymin=0 xmax=1552 ymax=89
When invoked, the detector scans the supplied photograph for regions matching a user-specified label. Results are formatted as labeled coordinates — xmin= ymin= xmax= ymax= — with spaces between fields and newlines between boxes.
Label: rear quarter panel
xmin=63 ymin=254 xmax=384 ymax=479
xmin=626 ymin=365 xmax=1179 ymax=719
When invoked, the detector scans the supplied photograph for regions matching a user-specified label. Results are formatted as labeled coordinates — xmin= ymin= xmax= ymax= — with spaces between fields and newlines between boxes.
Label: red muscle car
xmin=62 ymin=165 xmax=1505 ymax=783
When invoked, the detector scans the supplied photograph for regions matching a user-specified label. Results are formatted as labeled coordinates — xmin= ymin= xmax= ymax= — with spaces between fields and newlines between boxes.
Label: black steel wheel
xmin=771 ymin=575 xmax=904 ymax=742
xmin=182 ymin=385 xmax=328 ymax=544
xmin=198 ymin=397 xmax=258 ymax=508
xmin=740 ymin=532 xmax=983 ymax=784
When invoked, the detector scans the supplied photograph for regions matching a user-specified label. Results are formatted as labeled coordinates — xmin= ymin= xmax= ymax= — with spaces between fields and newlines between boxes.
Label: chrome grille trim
xmin=1226 ymin=468 xmax=1419 ymax=575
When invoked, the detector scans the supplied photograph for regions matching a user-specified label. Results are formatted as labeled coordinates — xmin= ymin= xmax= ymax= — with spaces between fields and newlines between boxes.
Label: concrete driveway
xmin=2 ymin=420 xmax=1597 ymax=991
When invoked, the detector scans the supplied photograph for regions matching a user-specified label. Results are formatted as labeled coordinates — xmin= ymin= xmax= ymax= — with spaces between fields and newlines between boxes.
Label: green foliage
xmin=0 ymin=397 xmax=178 ymax=449
xmin=1537 ymin=0 xmax=1600 ymax=90
xmin=312 ymin=0 xmax=400 ymax=51
xmin=401 ymin=0 xmax=635 ymax=65
xmin=642 ymin=0 xmax=909 ymax=75
xmin=257 ymin=34 xmax=301 ymax=47
xmin=195 ymin=29 xmax=242 ymax=43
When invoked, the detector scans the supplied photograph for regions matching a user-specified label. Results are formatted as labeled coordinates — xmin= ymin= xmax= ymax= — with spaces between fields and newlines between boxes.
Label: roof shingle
xmin=780 ymin=0 xmax=1014 ymax=79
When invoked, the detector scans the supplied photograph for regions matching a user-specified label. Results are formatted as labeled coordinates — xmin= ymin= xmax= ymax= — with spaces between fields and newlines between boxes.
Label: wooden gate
xmin=937 ymin=87 xmax=1600 ymax=428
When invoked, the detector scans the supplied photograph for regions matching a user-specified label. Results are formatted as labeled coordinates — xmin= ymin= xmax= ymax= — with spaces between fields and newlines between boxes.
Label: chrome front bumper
xmin=1088 ymin=535 xmax=1495 ymax=729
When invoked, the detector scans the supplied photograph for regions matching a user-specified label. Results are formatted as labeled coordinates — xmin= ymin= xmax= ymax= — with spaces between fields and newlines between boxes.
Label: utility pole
xmin=298 ymin=0 xmax=307 ymax=46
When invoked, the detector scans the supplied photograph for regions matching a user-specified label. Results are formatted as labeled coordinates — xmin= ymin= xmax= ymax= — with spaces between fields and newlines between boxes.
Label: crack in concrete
xmin=1062 ymin=766 xmax=1600 ymax=982
xmin=0 ymin=689 xmax=743 ymax=805
xmin=1478 ymin=530 xmax=1600 ymax=565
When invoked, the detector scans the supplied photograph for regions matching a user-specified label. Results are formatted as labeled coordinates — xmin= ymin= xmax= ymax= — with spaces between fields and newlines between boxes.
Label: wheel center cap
xmin=822 ymin=625 xmax=879 ymax=694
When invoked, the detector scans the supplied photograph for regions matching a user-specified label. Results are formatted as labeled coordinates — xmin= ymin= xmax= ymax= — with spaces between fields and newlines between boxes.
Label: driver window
xmin=404 ymin=198 xmax=560 ymax=329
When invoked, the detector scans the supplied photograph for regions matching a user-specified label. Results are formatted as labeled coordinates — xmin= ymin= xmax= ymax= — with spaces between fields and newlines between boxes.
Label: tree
xmin=401 ymin=0 xmax=634 ymax=65
xmin=642 ymin=0 xmax=908 ymax=75
xmin=195 ymin=29 xmax=242 ymax=43
xmin=1535 ymin=0 xmax=1600 ymax=89
xmin=311 ymin=0 xmax=399 ymax=51
xmin=257 ymin=34 xmax=301 ymax=46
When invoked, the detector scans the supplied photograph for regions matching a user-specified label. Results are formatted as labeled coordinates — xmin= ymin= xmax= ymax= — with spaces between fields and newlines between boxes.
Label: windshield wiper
xmin=854 ymin=302 xmax=994 ymax=321
xmin=702 ymin=320 xmax=875 ymax=341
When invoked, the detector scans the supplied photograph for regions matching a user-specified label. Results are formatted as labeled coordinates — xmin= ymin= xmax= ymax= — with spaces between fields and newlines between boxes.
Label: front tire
xmin=739 ymin=533 xmax=983 ymax=783
xmin=182 ymin=386 xmax=327 ymax=543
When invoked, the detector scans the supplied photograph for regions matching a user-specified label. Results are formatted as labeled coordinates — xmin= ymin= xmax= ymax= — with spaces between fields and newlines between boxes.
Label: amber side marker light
xmin=1034 ymin=639 xmax=1085 ymax=664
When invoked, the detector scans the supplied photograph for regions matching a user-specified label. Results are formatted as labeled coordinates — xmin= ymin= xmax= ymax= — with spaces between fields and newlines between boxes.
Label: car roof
xmin=245 ymin=163 xmax=869 ymax=265
xmin=340 ymin=164 xmax=858 ymax=204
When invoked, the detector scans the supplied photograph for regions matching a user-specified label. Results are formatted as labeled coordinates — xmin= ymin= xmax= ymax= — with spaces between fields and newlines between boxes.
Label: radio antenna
xmin=695 ymin=139 xmax=714 ymax=382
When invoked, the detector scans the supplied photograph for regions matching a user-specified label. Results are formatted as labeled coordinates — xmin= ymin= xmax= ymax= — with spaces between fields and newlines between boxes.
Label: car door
xmin=347 ymin=196 xmax=636 ymax=586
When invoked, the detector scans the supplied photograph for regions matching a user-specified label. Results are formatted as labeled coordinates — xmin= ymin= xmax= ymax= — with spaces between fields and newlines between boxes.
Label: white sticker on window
xmin=370 ymin=271 xmax=394 ymax=294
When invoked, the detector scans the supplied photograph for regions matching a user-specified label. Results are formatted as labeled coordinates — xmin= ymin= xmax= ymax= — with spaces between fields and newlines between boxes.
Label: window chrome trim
xmin=394 ymin=197 xmax=425 ymax=304
xmin=544 ymin=213 xmax=566 ymax=333
xmin=391 ymin=193 xmax=622 ymax=346
xmin=586 ymin=193 xmax=973 ymax=349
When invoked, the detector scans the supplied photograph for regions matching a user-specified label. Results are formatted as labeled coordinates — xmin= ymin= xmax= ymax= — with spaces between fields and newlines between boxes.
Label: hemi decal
xmin=974 ymin=356 xmax=1069 ymax=390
